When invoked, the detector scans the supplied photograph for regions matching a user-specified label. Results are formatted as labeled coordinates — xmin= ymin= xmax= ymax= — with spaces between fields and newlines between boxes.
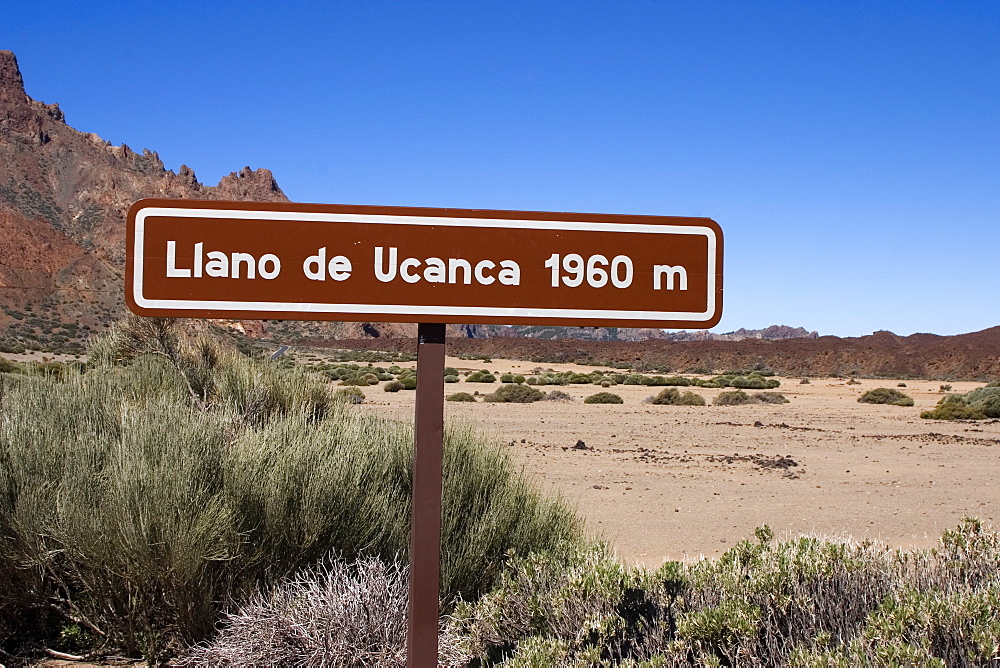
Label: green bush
xmin=0 ymin=357 xmax=20 ymax=374
xmin=444 ymin=374 xmax=460 ymax=383
xmin=583 ymin=392 xmax=623 ymax=404
xmin=466 ymin=370 xmax=496 ymax=383
xmin=447 ymin=392 xmax=477 ymax=402
xmin=484 ymin=384 xmax=544 ymax=403
xmin=383 ymin=380 xmax=404 ymax=392
xmin=921 ymin=385 xmax=1000 ymax=420
xmin=858 ymin=388 xmax=914 ymax=406
xmin=333 ymin=387 xmax=365 ymax=404
xmin=650 ymin=387 xmax=706 ymax=406
xmin=754 ymin=391 xmax=789 ymax=404
xmin=0 ymin=316 xmax=583 ymax=660
xmin=714 ymin=389 xmax=755 ymax=406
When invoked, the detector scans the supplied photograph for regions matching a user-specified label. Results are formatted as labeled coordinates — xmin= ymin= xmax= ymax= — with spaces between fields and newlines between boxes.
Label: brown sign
xmin=126 ymin=199 xmax=723 ymax=328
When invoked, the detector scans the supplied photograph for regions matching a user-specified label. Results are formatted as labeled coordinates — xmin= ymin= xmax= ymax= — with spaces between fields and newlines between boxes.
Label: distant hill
xmin=316 ymin=326 xmax=1000 ymax=381
xmin=456 ymin=324 xmax=817 ymax=342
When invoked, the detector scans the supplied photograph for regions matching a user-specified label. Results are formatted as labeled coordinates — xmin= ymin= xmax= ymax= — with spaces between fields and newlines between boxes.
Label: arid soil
xmin=359 ymin=356 xmax=1000 ymax=566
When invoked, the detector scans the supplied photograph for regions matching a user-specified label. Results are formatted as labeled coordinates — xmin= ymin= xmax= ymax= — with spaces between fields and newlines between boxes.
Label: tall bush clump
xmin=858 ymin=388 xmax=914 ymax=407
xmin=922 ymin=385 xmax=1000 ymax=420
xmin=0 ymin=316 xmax=583 ymax=660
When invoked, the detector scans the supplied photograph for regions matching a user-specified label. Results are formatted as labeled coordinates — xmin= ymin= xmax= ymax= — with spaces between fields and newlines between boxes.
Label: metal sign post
xmin=407 ymin=323 xmax=446 ymax=667
xmin=125 ymin=199 xmax=724 ymax=667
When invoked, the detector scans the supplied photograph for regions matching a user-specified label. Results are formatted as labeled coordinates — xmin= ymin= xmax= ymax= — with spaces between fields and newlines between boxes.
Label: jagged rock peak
xmin=216 ymin=166 xmax=286 ymax=200
xmin=0 ymin=50 xmax=25 ymax=96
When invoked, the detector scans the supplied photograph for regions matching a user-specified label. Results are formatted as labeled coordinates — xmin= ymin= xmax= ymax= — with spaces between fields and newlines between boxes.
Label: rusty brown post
xmin=407 ymin=322 xmax=446 ymax=667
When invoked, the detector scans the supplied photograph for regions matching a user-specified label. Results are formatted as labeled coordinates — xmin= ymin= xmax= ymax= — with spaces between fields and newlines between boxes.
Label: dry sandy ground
xmin=353 ymin=355 xmax=1000 ymax=566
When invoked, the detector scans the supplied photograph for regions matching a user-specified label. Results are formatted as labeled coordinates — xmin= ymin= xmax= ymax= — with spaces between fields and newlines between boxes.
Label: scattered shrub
xmin=921 ymin=385 xmax=1000 ymax=420
xmin=799 ymin=378 xmax=810 ymax=384
xmin=714 ymin=389 xmax=755 ymax=406
xmin=544 ymin=390 xmax=573 ymax=402
xmin=858 ymin=388 xmax=914 ymax=406
xmin=921 ymin=402 xmax=987 ymax=420
xmin=447 ymin=392 xmax=477 ymax=403
xmin=584 ymin=392 xmax=623 ymax=404
xmin=383 ymin=380 xmax=404 ymax=392
xmin=649 ymin=387 xmax=706 ymax=406
xmin=0 ymin=357 xmax=20 ymax=374
xmin=466 ymin=370 xmax=496 ymax=383
xmin=333 ymin=387 xmax=365 ymax=404
xmin=940 ymin=384 xmax=953 ymax=392
xmin=484 ymin=384 xmax=544 ymax=403
xmin=753 ymin=392 xmax=789 ymax=404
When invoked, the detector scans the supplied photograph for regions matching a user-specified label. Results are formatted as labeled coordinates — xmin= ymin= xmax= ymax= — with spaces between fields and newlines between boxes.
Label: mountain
xmin=0 ymin=50 xmax=425 ymax=352
xmin=455 ymin=324 xmax=818 ymax=342
xmin=318 ymin=326 xmax=1000 ymax=381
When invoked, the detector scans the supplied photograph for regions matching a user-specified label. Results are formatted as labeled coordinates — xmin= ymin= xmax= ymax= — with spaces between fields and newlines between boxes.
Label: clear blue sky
xmin=3 ymin=2 xmax=997 ymax=337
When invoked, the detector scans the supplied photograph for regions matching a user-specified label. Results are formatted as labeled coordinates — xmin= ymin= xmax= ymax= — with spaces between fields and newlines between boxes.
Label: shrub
xmin=940 ymin=384 xmax=953 ymax=392
xmin=921 ymin=385 xmax=1000 ymax=420
xmin=649 ymin=387 xmax=705 ymax=406
xmin=484 ymin=384 xmax=544 ymax=403
xmin=447 ymin=392 xmax=477 ymax=403
xmin=333 ymin=387 xmax=365 ymax=404
xmin=450 ymin=519 xmax=1000 ymax=667
xmin=0 ymin=357 xmax=19 ymax=374
xmin=184 ymin=557 xmax=470 ymax=666
xmin=714 ymin=389 xmax=755 ymax=406
xmin=799 ymin=378 xmax=810 ymax=384
xmin=443 ymin=367 xmax=459 ymax=377
xmin=584 ymin=392 xmax=623 ymax=404
xmin=753 ymin=392 xmax=789 ymax=404
xmin=0 ymin=316 xmax=583 ymax=659
xmin=858 ymin=388 xmax=914 ymax=406
xmin=921 ymin=402 xmax=987 ymax=420
xmin=466 ymin=370 xmax=496 ymax=383
xmin=444 ymin=374 xmax=460 ymax=383
xmin=544 ymin=390 xmax=573 ymax=402
xmin=383 ymin=380 xmax=404 ymax=392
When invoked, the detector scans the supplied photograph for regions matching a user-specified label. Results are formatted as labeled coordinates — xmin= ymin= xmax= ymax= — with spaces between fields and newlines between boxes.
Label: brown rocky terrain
xmin=312 ymin=326 xmax=1000 ymax=381
xmin=0 ymin=50 xmax=423 ymax=351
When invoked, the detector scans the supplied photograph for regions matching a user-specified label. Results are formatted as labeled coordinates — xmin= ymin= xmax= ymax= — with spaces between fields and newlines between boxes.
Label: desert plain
xmin=358 ymin=356 xmax=1000 ymax=566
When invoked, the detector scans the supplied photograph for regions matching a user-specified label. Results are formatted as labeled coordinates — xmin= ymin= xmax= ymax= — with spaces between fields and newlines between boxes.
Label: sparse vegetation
xmin=383 ymin=379 xmax=404 ymax=392
xmin=447 ymin=392 xmax=477 ymax=402
xmin=544 ymin=390 xmax=574 ymax=402
xmin=584 ymin=392 xmax=624 ymax=404
xmin=754 ymin=391 xmax=789 ymax=404
xmin=858 ymin=388 xmax=915 ymax=406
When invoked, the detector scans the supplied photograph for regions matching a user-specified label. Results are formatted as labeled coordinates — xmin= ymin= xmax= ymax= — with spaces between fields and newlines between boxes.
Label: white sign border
xmin=131 ymin=206 xmax=719 ymax=322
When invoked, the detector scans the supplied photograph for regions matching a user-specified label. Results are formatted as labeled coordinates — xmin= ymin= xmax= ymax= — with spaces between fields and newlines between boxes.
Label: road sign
xmin=126 ymin=198 xmax=724 ymax=668
xmin=127 ymin=200 xmax=723 ymax=328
